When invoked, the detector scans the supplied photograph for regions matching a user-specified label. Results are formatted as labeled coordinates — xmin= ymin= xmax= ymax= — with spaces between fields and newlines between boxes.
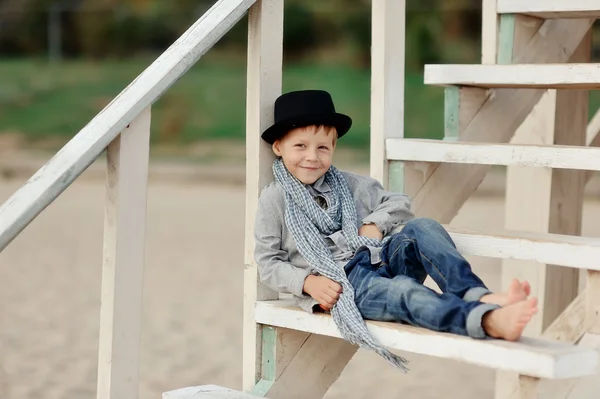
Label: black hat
xmin=261 ymin=90 xmax=352 ymax=144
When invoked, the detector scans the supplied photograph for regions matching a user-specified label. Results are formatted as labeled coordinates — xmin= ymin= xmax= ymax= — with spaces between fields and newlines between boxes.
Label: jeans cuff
xmin=466 ymin=303 xmax=501 ymax=339
xmin=463 ymin=286 xmax=492 ymax=302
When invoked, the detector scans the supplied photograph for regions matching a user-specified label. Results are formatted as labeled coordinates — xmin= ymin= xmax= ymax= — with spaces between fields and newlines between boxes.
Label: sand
xmin=1 ymin=171 xmax=600 ymax=399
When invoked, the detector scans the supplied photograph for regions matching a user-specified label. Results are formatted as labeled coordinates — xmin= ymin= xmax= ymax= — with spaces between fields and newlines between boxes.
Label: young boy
xmin=254 ymin=90 xmax=538 ymax=369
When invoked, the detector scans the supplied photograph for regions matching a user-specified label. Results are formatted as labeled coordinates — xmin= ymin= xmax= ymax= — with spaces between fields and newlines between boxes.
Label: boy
xmin=254 ymin=90 xmax=538 ymax=369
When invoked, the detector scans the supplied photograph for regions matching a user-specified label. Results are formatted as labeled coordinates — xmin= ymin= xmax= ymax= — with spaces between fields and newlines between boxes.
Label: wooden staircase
xmin=0 ymin=0 xmax=599 ymax=399
xmin=226 ymin=1 xmax=600 ymax=399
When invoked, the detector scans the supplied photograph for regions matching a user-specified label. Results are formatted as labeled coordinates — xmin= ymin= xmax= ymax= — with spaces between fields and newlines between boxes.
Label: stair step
xmin=441 ymin=227 xmax=600 ymax=271
xmin=163 ymin=385 xmax=265 ymax=399
xmin=424 ymin=64 xmax=600 ymax=89
xmin=255 ymin=300 xmax=599 ymax=379
xmin=386 ymin=139 xmax=600 ymax=171
xmin=497 ymin=0 xmax=600 ymax=18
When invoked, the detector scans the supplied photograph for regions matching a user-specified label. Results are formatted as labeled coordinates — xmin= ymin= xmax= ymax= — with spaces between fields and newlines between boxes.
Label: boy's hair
xmin=280 ymin=124 xmax=338 ymax=146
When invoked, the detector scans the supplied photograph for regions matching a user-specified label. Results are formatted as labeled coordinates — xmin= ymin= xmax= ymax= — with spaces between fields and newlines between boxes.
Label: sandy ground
xmin=1 ymin=170 xmax=600 ymax=399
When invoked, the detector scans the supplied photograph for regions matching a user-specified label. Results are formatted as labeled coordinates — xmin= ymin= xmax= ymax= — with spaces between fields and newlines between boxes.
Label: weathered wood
xmin=163 ymin=385 xmax=265 ymax=398
xmin=412 ymin=18 xmax=594 ymax=223
xmin=498 ymin=0 xmax=600 ymax=18
xmin=370 ymin=0 xmax=405 ymax=186
xmin=97 ymin=107 xmax=151 ymax=399
xmin=516 ymin=376 xmax=541 ymax=399
xmin=444 ymin=87 xmax=490 ymax=139
xmin=498 ymin=19 xmax=592 ymax=399
xmin=586 ymin=272 xmax=600 ymax=333
xmin=243 ymin=0 xmax=283 ymax=392
xmin=264 ymin=332 xmax=357 ymax=399
xmin=542 ymin=290 xmax=587 ymax=343
xmin=446 ymin=227 xmax=600 ymax=271
xmin=0 ymin=0 xmax=257 ymax=252
xmin=425 ymin=64 xmax=600 ymax=89
xmin=387 ymin=139 xmax=600 ymax=170
xmin=481 ymin=0 xmax=499 ymax=64
xmin=544 ymin=32 xmax=590 ymax=327
xmin=255 ymin=299 xmax=600 ymax=380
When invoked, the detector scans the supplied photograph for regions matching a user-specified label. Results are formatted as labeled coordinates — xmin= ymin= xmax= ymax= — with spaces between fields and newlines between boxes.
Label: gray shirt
xmin=254 ymin=171 xmax=414 ymax=312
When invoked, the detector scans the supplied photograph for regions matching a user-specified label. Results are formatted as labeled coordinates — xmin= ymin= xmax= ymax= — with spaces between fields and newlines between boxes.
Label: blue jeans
xmin=345 ymin=218 xmax=499 ymax=338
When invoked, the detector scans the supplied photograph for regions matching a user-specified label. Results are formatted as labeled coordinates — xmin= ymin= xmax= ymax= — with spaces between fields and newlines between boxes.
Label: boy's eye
xmin=295 ymin=144 xmax=306 ymax=148
xmin=319 ymin=146 xmax=329 ymax=150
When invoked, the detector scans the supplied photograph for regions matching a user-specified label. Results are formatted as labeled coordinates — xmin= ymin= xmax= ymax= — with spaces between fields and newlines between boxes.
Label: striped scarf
xmin=273 ymin=158 xmax=408 ymax=371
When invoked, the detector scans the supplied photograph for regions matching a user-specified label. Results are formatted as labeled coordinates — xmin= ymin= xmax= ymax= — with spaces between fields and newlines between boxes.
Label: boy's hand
xmin=303 ymin=275 xmax=342 ymax=310
xmin=359 ymin=223 xmax=383 ymax=240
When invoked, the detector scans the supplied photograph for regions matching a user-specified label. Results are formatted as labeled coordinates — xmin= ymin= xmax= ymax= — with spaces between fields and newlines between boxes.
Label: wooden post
xmin=494 ymin=11 xmax=592 ymax=399
xmin=97 ymin=107 xmax=151 ymax=399
xmin=370 ymin=0 xmax=406 ymax=189
xmin=244 ymin=2 xmax=359 ymax=397
xmin=243 ymin=0 xmax=283 ymax=392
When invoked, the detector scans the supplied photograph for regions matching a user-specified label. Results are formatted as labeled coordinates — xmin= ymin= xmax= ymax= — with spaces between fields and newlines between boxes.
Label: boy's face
xmin=272 ymin=125 xmax=337 ymax=185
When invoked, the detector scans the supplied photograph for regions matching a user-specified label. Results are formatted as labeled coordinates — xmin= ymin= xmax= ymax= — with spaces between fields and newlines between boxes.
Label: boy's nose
xmin=305 ymin=149 xmax=318 ymax=161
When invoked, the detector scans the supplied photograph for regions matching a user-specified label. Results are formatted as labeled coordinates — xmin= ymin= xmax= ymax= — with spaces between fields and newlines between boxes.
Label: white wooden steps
xmin=386 ymin=139 xmax=600 ymax=171
xmin=424 ymin=64 xmax=600 ymax=89
xmin=163 ymin=385 xmax=267 ymax=398
xmin=497 ymin=0 xmax=600 ymax=19
xmin=255 ymin=299 xmax=599 ymax=380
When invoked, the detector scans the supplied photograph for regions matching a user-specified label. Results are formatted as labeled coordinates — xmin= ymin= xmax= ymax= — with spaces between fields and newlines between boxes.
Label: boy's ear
xmin=272 ymin=140 xmax=283 ymax=156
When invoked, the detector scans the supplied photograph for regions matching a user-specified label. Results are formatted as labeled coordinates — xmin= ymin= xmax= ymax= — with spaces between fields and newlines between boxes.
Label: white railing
xmin=0 ymin=0 xmax=258 ymax=398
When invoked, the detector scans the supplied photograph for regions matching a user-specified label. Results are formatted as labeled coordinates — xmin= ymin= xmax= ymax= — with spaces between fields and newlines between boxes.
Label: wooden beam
xmin=243 ymin=0 xmax=283 ymax=392
xmin=0 ymin=0 xmax=258 ymax=252
xmin=542 ymin=290 xmax=587 ymax=343
xmin=387 ymin=139 xmax=600 ymax=170
xmin=425 ymin=64 xmax=600 ymax=89
xmin=255 ymin=300 xmax=600 ymax=380
xmin=370 ymin=0 xmax=406 ymax=187
xmin=482 ymin=0 xmax=500 ymax=64
xmin=411 ymin=18 xmax=594 ymax=223
xmin=97 ymin=107 xmax=151 ymax=399
xmin=497 ymin=0 xmax=600 ymax=19
xmin=264 ymin=332 xmax=357 ymax=399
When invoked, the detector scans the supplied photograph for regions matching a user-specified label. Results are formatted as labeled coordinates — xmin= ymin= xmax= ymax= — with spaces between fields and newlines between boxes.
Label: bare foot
xmin=480 ymin=278 xmax=531 ymax=307
xmin=482 ymin=298 xmax=538 ymax=341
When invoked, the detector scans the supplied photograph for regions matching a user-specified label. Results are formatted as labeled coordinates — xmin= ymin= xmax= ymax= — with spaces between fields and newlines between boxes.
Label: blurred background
xmin=2 ymin=3 xmax=600 ymax=399
xmin=1 ymin=0 xmax=598 ymax=163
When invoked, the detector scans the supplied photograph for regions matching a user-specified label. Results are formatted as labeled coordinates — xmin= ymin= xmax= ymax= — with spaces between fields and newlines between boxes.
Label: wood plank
xmin=446 ymin=227 xmax=600 ymax=271
xmin=410 ymin=18 xmax=595 ymax=223
xmin=586 ymin=271 xmax=600 ymax=333
xmin=163 ymin=385 xmax=265 ymax=398
xmin=542 ymin=290 xmax=587 ymax=343
xmin=97 ymin=107 xmax=151 ymax=399
xmin=0 ymin=0 xmax=257 ymax=252
xmin=498 ymin=0 xmax=600 ymax=18
xmin=495 ymin=11 xmax=551 ymax=399
xmin=482 ymin=0 xmax=500 ymax=64
xmin=255 ymin=300 xmax=600 ymax=380
xmin=263 ymin=333 xmax=357 ymax=399
xmin=243 ymin=0 xmax=283 ymax=392
xmin=516 ymin=376 xmax=541 ymax=399
xmin=425 ymin=64 xmax=600 ymax=89
xmin=370 ymin=0 xmax=405 ymax=186
xmin=387 ymin=139 xmax=600 ymax=170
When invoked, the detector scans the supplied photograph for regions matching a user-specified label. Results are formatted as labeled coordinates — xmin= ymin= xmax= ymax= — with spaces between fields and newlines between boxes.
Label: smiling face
xmin=272 ymin=125 xmax=337 ymax=184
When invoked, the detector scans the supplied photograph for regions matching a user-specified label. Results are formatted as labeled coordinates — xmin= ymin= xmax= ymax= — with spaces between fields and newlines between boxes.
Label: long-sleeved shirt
xmin=253 ymin=170 xmax=415 ymax=312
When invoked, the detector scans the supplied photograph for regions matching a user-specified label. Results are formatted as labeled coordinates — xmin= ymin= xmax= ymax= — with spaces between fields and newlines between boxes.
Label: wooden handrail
xmin=0 ymin=0 xmax=256 ymax=252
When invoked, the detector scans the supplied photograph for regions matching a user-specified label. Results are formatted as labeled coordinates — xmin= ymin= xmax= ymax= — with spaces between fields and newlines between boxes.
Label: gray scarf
xmin=273 ymin=158 xmax=408 ymax=371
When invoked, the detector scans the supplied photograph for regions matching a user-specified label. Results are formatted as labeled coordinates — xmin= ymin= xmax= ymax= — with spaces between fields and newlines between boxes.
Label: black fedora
xmin=261 ymin=90 xmax=352 ymax=144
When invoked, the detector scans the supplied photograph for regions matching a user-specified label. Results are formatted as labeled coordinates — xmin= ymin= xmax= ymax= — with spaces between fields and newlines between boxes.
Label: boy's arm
xmin=349 ymin=173 xmax=415 ymax=236
xmin=254 ymin=187 xmax=311 ymax=297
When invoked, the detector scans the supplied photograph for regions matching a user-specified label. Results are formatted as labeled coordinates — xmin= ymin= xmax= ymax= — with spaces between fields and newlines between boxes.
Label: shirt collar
xmin=306 ymin=173 xmax=331 ymax=194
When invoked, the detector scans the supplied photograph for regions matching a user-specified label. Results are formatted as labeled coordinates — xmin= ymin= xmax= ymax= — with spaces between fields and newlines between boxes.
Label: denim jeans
xmin=344 ymin=218 xmax=499 ymax=338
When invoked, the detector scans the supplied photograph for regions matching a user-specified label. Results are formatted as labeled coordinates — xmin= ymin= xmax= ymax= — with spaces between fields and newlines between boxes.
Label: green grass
xmin=0 ymin=57 xmax=448 ymax=153
xmin=6 ymin=57 xmax=600 ymax=154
